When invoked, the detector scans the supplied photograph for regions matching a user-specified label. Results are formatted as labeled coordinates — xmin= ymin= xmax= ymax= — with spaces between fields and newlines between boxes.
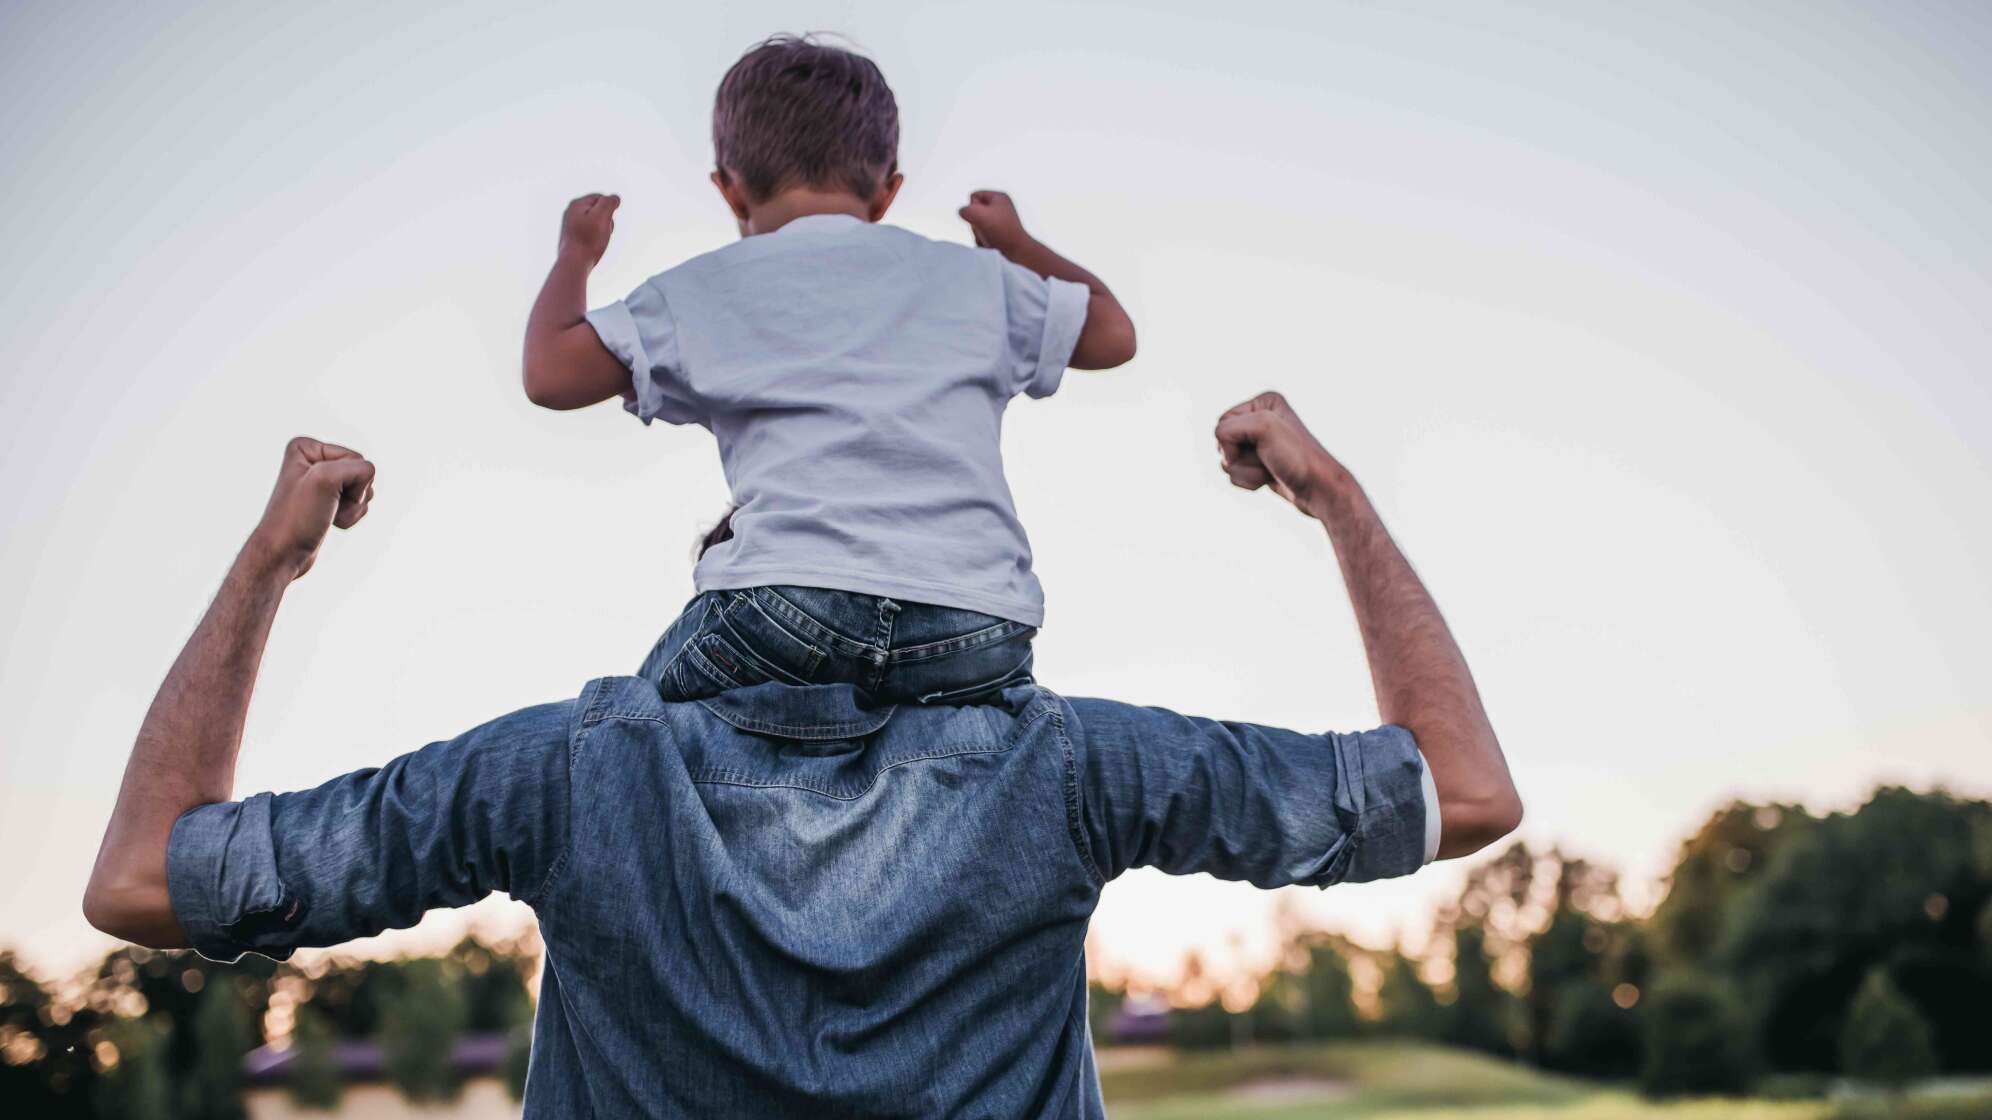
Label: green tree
xmin=95 ymin=1017 xmax=174 ymax=1120
xmin=1717 ymin=788 xmax=1992 ymax=1072
xmin=1297 ymin=938 xmax=1359 ymax=1039
xmin=1247 ymin=969 xmax=1304 ymax=1043
xmin=1978 ymin=897 xmax=1992 ymax=964
xmin=90 ymin=948 xmax=275 ymax=1111
xmin=1839 ymin=968 xmax=1937 ymax=1088
xmin=449 ymin=937 xmax=534 ymax=1033
xmin=503 ymin=1024 xmax=533 ymax=1102
xmin=0 ymin=950 xmax=101 ymax=1116
xmin=1086 ymin=980 xmax=1124 ymax=1045
xmin=1651 ymin=801 xmax=1811 ymax=967
xmin=180 ymin=977 xmax=253 ymax=1120
xmin=1543 ymin=978 xmax=1639 ymax=1078
xmin=1374 ymin=949 xmax=1441 ymax=1038
xmin=376 ymin=958 xmax=467 ymax=1102
xmin=1167 ymin=999 xmax=1237 ymax=1050
xmin=1638 ymin=972 xmax=1753 ymax=1098
xmin=287 ymin=1003 xmax=343 ymax=1110
xmin=1441 ymin=925 xmax=1521 ymax=1056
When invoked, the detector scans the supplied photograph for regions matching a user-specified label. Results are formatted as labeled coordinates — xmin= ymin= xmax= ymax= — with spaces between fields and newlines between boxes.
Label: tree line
xmin=1093 ymin=785 xmax=1992 ymax=1097
xmin=0 ymin=934 xmax=536 ymax=1117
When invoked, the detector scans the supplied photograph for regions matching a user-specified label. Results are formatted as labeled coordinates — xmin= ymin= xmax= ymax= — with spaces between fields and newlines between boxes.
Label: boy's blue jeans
xmin=638 ymin=585 xmax=1036 ymax=706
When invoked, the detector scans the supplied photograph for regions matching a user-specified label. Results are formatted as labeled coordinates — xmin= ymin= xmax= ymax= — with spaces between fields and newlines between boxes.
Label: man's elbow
xmin=1437 ymin=789 xmax=1524 ymax=860
xmin=83 ymin=881 xmax=141 ymax=943
xmin=83 ymin=877 xmax=183 ymax=948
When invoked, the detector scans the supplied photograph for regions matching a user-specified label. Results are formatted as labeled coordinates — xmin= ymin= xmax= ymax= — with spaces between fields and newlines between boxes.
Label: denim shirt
xmin=168 ymin=679 xmax=1432 ymax=1118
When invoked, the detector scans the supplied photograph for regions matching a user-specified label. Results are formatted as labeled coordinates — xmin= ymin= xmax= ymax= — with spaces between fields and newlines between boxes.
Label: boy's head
xmin=711 ymin=35 xmax=901 ymax=224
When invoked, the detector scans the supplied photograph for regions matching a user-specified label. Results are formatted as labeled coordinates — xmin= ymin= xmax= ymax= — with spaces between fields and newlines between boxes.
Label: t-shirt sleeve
xmin=999 ymin=259 xmax=1091 ymax=400
xmin=585 ymin=280 xmax=705 ymax=427
xmin=1064 ymin=697 xmax=1432 ymax=888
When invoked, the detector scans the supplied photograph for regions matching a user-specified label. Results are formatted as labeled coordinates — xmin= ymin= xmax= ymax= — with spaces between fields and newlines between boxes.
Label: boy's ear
xmin=711 ymin=169 xmax=753 ymax=231
xmin=868 ymin=171 xmax=904 ymax=223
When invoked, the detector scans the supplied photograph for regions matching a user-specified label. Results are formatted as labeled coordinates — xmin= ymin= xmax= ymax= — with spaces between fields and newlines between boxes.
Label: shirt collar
xmin=767 ymin=212 xmax=866 ymax=236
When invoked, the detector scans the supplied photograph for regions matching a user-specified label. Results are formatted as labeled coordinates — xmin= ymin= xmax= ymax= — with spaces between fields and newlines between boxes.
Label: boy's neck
xmin=743 ymin=188 xmax=873 ymax=236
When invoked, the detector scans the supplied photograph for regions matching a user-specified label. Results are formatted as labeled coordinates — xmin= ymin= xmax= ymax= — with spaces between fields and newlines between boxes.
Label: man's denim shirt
xmin=168 ymin=679 xmax=1432 ymax=1118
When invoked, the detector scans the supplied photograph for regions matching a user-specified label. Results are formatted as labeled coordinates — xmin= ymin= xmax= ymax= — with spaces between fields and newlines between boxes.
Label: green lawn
xmin=1096 ymin=1041 xmax=1992 ymax=1120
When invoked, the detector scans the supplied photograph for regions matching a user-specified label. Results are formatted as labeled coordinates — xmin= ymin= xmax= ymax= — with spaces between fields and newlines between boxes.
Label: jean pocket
xmin=715 ymin=593 xmax=825 ymax=683
xmin=661 ymin=630 xmax=766 ymax=699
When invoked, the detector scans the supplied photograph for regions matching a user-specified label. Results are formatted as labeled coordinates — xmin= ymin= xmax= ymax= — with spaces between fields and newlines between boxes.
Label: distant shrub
xmin=1839 ymin=967 xmax=1936 ymax=1088
xmin=1167 ymin=1000 xmax=1238 ymax=1051
xmin=1638 ymin=973 xmax=1754 ymax=1098
xmin=288 ymin=1003 xmax=342 ymax=1110
xmin=376 ymin=958 xmax=467 ymax=1103
xmin=1756 ymin=1072 xmax=1832 ymax=1100
xmin=1543 ymin=979 xmax=1640 ymax=1078
xmin=504 ymin=1024 xmax=533 ymax=1102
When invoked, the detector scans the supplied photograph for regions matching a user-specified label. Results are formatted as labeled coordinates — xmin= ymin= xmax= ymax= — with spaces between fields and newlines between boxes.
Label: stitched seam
xmin=887 ymin=622 xmax=1033 ymax=662
xmin=534 ymin=682 xmax=607 ymax=903
xmin=717 ymin=630 xmax=820 ymax=686
xmin=688 ymin=741 xmax=1013 ymax=800
xmin=1037 ymin=696 xmax=1106 ymax=887
xmin=692 ymin=703 xmax=895 ymax=739
xmin=755 ymin=588 xmax=876 ymax=657
xmin=529 ymin=717 xmax=590 ymax=905
xmin=735 ymin=593 xmax=827 ymax=676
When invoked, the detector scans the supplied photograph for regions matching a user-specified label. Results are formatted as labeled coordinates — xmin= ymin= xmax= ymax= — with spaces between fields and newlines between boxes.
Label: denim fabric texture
xmin=641 ymin=586 xmax=1037 ymax=707
xmin=167 ymin=674 xmax=1431 ymax=1117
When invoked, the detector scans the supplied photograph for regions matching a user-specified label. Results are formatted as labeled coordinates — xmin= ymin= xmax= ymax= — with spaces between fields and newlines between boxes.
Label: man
xmin=84 ymin=391 xmax=1521 ymax=1117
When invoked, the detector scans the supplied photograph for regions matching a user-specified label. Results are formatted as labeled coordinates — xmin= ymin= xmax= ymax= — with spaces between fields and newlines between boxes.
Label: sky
xmin=2 ymin=0 xmax=1988 ymax=990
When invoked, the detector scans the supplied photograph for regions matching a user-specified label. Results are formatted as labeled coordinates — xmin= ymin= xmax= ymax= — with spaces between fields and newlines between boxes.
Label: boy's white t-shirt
xmin=586 ymin=213 xmax=1090 ymax=627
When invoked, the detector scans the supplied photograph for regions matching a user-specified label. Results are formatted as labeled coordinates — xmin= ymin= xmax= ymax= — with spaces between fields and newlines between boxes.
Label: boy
xmin=522 ymin=34 xmax=1135 ymax=704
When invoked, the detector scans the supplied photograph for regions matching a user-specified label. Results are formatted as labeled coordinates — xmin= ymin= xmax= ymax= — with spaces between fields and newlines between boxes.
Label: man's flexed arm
xmin=1216 ymin=393 xmax=1522 ymax=858
xmin=83 ymin=439 xmax=375 ymax=946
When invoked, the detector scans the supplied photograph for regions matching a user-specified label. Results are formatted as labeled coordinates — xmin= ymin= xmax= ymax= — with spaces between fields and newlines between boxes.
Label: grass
xmin=1096 ymin=1040 xmax=1992 ymax=1120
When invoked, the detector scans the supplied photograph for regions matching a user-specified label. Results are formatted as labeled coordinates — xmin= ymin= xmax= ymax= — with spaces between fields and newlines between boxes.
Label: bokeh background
xmin=2 ymin=1 xmax=1987 ymax=1117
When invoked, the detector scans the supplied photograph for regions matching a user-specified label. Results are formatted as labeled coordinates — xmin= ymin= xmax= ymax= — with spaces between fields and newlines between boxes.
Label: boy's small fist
xmin=559 ymin=193 xmax=620 ymax=265
xmin=959 ymin=190 xmax=1030 ymax=254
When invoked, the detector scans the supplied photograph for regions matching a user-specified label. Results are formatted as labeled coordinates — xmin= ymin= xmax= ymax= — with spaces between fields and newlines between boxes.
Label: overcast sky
xmin=3 ymin=0 xmax=1987 ymax=988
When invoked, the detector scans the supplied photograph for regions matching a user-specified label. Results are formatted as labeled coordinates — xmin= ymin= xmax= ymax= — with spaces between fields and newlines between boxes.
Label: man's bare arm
xmin=958 ymin=190 xmax=1137 ymax=370
xmin=83 ymin=439 xmax=376 ymax=946
xmin=522 ymin=193 xmax=631 ymax=410
xmin=1216 ymin=392 xmax=1522 ymax=858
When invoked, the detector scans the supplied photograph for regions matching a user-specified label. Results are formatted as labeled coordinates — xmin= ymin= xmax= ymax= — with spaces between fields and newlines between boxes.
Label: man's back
xmin=164 ymin=674 xmax=1431 ymax=1117
xmin=534 ymin=679 xmax=1100 ymax=1117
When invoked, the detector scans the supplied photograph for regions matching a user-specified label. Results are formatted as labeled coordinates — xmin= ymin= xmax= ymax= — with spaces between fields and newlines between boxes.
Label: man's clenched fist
xmin=251 ymin=438 xmax=376 ymax=581
xmin=1215 ymin=392 xmax=1350 ymax=513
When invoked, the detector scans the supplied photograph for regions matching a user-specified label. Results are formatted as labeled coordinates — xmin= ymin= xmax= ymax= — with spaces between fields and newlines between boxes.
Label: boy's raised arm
xmin=959 ymin=191 xmax=1137 ymax=370
xmin=522 ymin=193 xmax=633 ymax=410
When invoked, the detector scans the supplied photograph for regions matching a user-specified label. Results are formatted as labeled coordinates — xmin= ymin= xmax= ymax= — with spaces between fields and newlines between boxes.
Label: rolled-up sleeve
xmin=166 ymin=700 xmax=576 ymax=964
xmin=1065 ymin=698 xmax=1431 ymax=888
xmin=585 ymin=279 xmax=704 ymax=427
xmin=1000 ymin=260 xmax=1090 ymax=400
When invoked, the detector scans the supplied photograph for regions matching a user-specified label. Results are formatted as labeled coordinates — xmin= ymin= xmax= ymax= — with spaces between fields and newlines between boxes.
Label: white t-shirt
xmin=587 ymin=213 xmax=1089 ymax=626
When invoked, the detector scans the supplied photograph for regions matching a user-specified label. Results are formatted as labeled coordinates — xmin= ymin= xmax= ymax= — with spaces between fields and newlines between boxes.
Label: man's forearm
xmin=84 ymin=542 xmax=290 ymax=945
xmin=1305 ymin=477 xmax=1521 ymax=858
